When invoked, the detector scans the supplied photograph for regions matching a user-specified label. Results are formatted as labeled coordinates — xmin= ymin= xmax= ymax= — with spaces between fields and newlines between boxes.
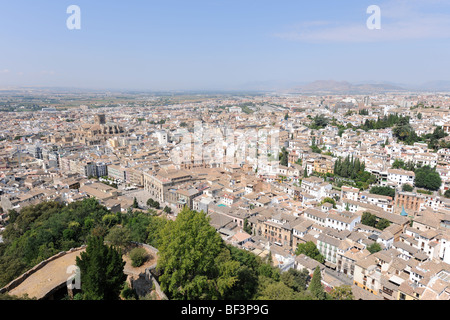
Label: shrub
xmin=129 ymin=247 xmax=148 ymax=267
xmin=402 ymin=184 xmax=413 ymax=192
xmin=121 ymin=283 xmax=137 ymax=300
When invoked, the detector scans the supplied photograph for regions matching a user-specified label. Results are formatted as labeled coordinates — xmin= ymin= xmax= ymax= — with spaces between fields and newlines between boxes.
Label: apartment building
xmin=359 ymin=191 xmax=394 ymax=213
xmin=108 ymin=164 xmax=127 ymax=182
xmin=143 ymin=169 xmax=193 ymax=203
xmin=387 ymin=168 xmax=415 ymax=188
xmin=394 ymin=191 xmax=425 ymax=214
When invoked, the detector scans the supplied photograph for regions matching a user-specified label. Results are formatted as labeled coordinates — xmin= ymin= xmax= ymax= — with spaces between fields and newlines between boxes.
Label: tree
xmin=75 ymin=236 xmax=126 ymax=300
xmin=376 ymin=218 xmax=391 ymax=231
xmin=132 ymin=197 xmax=139 ymax=209
xmin=361 ymin=212 xmax=377 ymax=228
xmin=414 ymin=166 xmax=442 ymax=191
xmin=444 ymin=189 xmax=450 ymax=199
xmin=392 ymin=158 xmax=405 ymax=169
xmin=256 ymin=278 xmax=297 ymax=300
xmin=147 ymin=198 xmax=161 ymax=209
xmin=320 ymin=197 xmax=336 ymax=209
xmin=157 ymin=207 xmax=236 ymax=300
xmin=279 ymin=147 xmax=288 ymax=167
xmin=295 ymin=241 xmax=325 ymax=264
xmin=147 ymin=198 xmax=155 ymax=207
xmin=105 ymin=225 xmax=131 ymax=252
xmin=120 ymin=282 xmax=137 ymax=300
xmin=328 ymin=285 xmax=353 ymax=300
xmin=243 ymin=218 xmax=252 ymax=235
xmin=310 ymin=115 xmax=329 ymax=129
xmin=393 ymin=123 xmax=420 ymax=145
xmin=280 ymin=268 xmax=310 ymax=292
xmin=309 ymin=267 xmax=326 ymax=300
xmin=367 ymin=242 xmax=382 ymax=254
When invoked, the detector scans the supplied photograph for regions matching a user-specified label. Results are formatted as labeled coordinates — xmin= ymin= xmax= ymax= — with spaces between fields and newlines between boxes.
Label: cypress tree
xmin=309 ymin=267 xmax=326 ymax=300
xmin=76 ymin=236 xmax=126 ymax=300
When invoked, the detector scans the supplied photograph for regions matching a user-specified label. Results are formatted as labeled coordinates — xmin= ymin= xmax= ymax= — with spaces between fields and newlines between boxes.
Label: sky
xmin=1 ymin=0 xmax=450 ymax=91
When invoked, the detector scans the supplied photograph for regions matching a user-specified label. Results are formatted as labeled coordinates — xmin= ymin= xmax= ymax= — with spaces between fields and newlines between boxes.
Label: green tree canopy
xmin=328 ymin=285 xmax=353 ymax=300
xmin=402 ymin=184 xmax=414 ymax=192
xmin=104 ymin=225 xmax=132 ymax=252
xmin=129 ymin=247 xmax=148 ymax=267
xmin=75 ymin=236 xmax=126 ymax=300
xmin=414 ymin=166 xmax=442 ymax=191
xmin=367 ymin=242 xmax=382 ymax=254
xmin=295 ymin=241 xmax=325 ymax=264
xmin=309 ymin=267 xmax=327 ymax=300
xmin=157 ymin=207 xmax=237 ymax=300
xmin=361 ymin=212 xmax=377 ymax=228
xmin=369 ymin=186 xmax=395 ymax=198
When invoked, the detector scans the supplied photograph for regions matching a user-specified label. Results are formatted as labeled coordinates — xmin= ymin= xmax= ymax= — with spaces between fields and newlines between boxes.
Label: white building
xmin=387 ymin=168 xmax=415 ymax=188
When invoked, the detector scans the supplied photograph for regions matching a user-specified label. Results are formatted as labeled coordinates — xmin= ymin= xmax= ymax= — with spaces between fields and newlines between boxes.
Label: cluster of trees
xmin=415 ymin=166 xmax=442 ymax=191
xmin=309 ymin=115 xmax=329 ymax=129
xmin=358 ymin=109 xmax=369 ymax=115
xmin=392 ymin=159 xmax=416 ymax=171
xmin=392 ymin=122 xmax=449 ymax=148
xmin=146 ymin=198 xmax=160 ymax=209
xmin=361 ymin=212 xmax=391 ymax=231
xmin=357 ymin=114 xmax=449 ymax=148
xmin=75 ymin=236 xmax=126 ymax=300
xmin=392 ymin=160 xmax=442 ymax=191
xmin=422 ymin=126 xmax=449 ymax=151
xmin=333 ymin=156 xmax=376 ymax=189
xmin=369 ymin=186 xmax=395 ymax=198
xmin=0 ymin=198 xmax=168 ymax=290
xmin=0 ymin=199 xmax=112 ymax=287
xmin=334 ymin=156 xmax=365 ymax=179
xmin=310 ymin=137 xmax=322 ymax=154
xmin=359 ymin=114 xmax=410 ymax=131
xmin=392 ymin=122 xmax=421 ymax=145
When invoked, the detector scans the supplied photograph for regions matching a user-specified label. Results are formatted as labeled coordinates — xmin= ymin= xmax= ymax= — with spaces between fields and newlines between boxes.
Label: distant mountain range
xmin=2 ymin=80 xmax=450 ymax=94
xmin=289 ymin=80 xmax=405 ymax=94
xmin=411 ymin=81 xmax=450 ymax=92
xmin=237 ymin=79 xmax=450 ymax=94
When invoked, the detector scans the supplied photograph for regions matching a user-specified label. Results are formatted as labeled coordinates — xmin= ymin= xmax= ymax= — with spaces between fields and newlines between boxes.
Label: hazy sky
xmin=1 ymin=0 xmax=450 ymax=91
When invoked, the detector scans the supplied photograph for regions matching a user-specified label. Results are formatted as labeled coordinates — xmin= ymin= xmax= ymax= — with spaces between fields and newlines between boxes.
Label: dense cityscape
xmin=0 ymin=87 xmax=449 ymax=301
xmin=1 ymin=0 xmax=450 ymax=310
